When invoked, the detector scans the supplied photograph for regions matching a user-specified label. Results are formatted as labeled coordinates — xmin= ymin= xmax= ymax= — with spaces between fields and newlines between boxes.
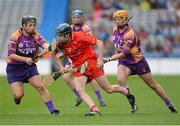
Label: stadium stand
xmin=0 ymin=0 xmax=69 ymax=58
xmin=85 ymin=0 xmax=180 ymax=58
xmin=0 ymin=0 xmax=180 ymax=58
xmin=0 ymin=0 xmax=43 ymax=58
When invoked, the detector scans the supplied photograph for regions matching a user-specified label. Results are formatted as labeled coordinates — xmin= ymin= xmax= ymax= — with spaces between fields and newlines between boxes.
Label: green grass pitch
xmin=0 ymin=75 xmax=180 ymax=125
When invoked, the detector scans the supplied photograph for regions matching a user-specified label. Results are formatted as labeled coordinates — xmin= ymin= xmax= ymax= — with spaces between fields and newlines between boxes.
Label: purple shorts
xmin=118 ymin=58 xmax=151 ymax=75
xmin=6 ymin=63 xmax=39 ymax=84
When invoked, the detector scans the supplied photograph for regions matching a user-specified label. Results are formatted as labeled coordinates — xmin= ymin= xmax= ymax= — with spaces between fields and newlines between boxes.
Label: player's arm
xmin=8 ymin=54 xmax=33 ymax=65
xmin=80 ymin=32 xmax=104 ymax=68
xmin=110 ymin=52 xmax=126 ymax=61
xmin=57 ymin=53 xmax=64 ymax=59
xmin=52 ymin=50 xmax=64 ymax=70
xmin=103 ymin=52 xmax=125 ymax=63
xmin=104 ymin=38 xmax=133 ymax=63
xmin=86 ymin=28 xmax=93 ymax=36
xmin=96 ymin=39 xmax=104 ymax=68
xmin=41 ymin=43 xmax=49 ymax=49
xmin=83 ymin=25 xmax=93 ymax=36
xmin=50 ymin=39 xmax=64 ymax=69
xmin=8 ymin=37 xmax=34 ymax=65
xmin=103 ymin=26 xmax=124 ymax=63
xmin=51 ymin=45 xmax=69 ymax=74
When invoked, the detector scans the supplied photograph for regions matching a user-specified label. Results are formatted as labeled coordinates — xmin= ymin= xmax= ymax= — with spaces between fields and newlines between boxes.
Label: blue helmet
xmin=72 ymin=10 xmax=84 ymax=25
xmin=55 ymin=23 xmax=72 ymax=43
xmin=55 ymin=23 xmax=71 ymax=36
xmin=72 ymin=10 xmax=83 ymax=17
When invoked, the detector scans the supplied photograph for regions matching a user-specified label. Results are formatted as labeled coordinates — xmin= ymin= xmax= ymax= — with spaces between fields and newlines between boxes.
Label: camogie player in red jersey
xmin=51 ymin=23 xmax=136 ymax=116
xmin=58 ymin=10 xmax=106 ymax=107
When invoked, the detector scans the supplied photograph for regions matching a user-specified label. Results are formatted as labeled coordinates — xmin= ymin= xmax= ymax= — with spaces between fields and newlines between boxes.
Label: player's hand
xmin=33 ymin=58 xmax=38 ymax=63
xmin=65 ymin=65 xmax=74 ymax=73
xmin=60 ymin=67 xmax=68 ymax=74
xmin=25 ymin=58 xmax=34 ymax=65
xmin=103 ymin=58 xmax=112 ymax=64
xmin=97 ymin=59 xmax=104 ymax=69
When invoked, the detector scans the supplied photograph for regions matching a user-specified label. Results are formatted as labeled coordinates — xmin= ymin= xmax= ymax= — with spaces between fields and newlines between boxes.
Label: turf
xmin=0 ymin=75 xmax=180 ymax=125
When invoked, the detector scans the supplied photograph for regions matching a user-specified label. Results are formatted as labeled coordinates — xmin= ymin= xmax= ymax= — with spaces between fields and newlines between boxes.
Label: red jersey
xmin=58 ymin=32 xmax=97 ymax=67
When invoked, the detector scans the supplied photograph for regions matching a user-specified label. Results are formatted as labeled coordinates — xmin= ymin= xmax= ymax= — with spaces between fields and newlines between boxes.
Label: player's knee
xmin=105 ymin=87 xmax=113 ymax=94
xmin=35 ymin=84 xmax=46 ymax=93
xmin=76 ymin=87 xmax=85 ymax=94
xmin=144 ymin=78 xmax=158 ymax=89
xmin=149 ymin=83 xmax=159 ymax=90
xmin=117 ymin=77 xmax=126 ymax=86
xmin=63 ymin=74 xmax=71 ymax=82
xmin=118 ymin=80 xmax=126 ymax=86
xmin=147 ymin=81 xmax=158 ymax=90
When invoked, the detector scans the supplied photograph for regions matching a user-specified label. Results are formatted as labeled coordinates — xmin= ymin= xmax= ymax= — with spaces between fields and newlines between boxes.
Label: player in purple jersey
xmin=58 ymin=10 xmax=106 ymax=107
xmin=104 ymin=10 xmax=177 ymax=113
xmin=6 ymin=15 xmax=60 ymax=115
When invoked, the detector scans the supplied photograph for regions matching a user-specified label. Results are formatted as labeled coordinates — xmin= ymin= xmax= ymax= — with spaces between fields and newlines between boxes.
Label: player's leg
xmin=95 ymin=74 xmax=138 ymax=112
xmin=10 ymin=82 xmax=24 ymax=105
xmin=117 ymin=65 xmax=138 ymax=113
xmin=74 ymin=76 xmax=101 ymax=115
xmin=62 ymin=71 xmax=82 ymax=106
xmin=28 ymin=75 xmax=60 ymax=115
xmin=95 ymin=75 xmax=130 ymax=95
xmin=90 ymin=79 xmax=106 ymax=107
xmin=139 ymin=73 xmax=177 ymax=113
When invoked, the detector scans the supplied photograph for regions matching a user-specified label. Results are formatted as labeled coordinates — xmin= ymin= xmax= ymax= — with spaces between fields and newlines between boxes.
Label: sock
xmin=125 ymin=87 xmax=131 ymax=98
xmin=164 ymin=97 xmax=172 ymax=107
xmin=121 ymin=87 xmax=129 ymax=95
xmin=45 ymin=100 xmax=55 ymax=113
xmin=90 ymin=104 xmax=99 ymax=112
xmin=95 ymin=90 xmax=103 ymax=101
xmin=73 ymin=89 xmax=81 ymax=98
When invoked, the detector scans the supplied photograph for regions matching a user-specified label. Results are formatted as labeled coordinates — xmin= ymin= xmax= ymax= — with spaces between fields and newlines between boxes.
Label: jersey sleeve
xmin=112 ymin=27 xmax=119 ymax=47
xmin=83 ymin=25 xmax=92 ymax=35
xmin=121 ymin=33 xmax=135 ymax=55
xmin=7 ymin=32 xmax=19 ymax=55
xmin=34 ymin=32 xmax=46 ymax=46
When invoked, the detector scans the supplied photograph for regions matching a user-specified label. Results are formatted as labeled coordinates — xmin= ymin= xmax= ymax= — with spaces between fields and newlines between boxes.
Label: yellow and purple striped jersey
xmin=112 ymin=26 xmax=144 ymax=64
xmin=6 ymin=28 xmax=46 ymax=64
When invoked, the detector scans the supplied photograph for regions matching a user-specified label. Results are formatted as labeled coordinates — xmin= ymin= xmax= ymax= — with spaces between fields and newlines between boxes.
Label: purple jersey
xmin=71 ymin=24 xmax=91 ymax=34
xmin=112 ymin=26 xmax=144 ymax=64
xmin=6 ymin=28 xmax=46 ymax=64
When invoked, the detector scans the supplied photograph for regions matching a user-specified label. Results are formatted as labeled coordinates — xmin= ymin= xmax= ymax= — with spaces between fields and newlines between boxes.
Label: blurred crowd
xmin=86 ymin=0 xmax=180 ymax=57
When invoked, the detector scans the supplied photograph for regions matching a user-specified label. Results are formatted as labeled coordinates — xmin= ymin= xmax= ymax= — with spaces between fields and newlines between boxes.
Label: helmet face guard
xmin=57 ymin=32 xmax=71 ymax=44
xmin=72 ymin=10 xmax=83 ymax=25
xmin=55 ymin=23 xmax=72 ymax=44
